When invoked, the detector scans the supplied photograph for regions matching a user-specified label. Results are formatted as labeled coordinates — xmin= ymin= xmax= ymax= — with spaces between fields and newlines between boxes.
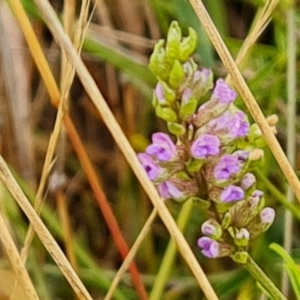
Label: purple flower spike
xmin=158 ymin=181 xmax=183 ymax=200
xmin=212 ymin=79 xmax=237 ymax=104
xmin=191 ymin=134 xmax=220 ymax=159
xmin=213 ymin=155 xmax=240 ymax=180
xmin=155 ymin=82 xmax=166 ymax=104
xmin=138 ymin=153 xmax=161 ymax=181
xmin=228 ymin=111 xmax=249 ymax=138
xmin=146 ymin=132 xmax=177 ymax=162
xmin=260 ymin=207 xmax=275 ymax=224
xmin=220 ymin=185 xmax=244 ymax=202
xmin=197 ymin=237 xmax=219 ymax=258
xmin=241 ymin=173 xmax=256 ymax=190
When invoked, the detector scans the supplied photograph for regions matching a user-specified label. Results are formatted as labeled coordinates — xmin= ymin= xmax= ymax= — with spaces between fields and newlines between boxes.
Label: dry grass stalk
xmin=0 ymin=210 xmax=39 ymax=300
xmin=31 ymin=0 xmax=219 ymax=299
xmin=105 ymin=208 xmax=158 ymax=300
xmin=226 ymin=0 xmax=279 ymax=83
xmin=0 ymin=155 xmax=93 ymax=300
xmin=189 ymin=0 xmax=300 ymax=203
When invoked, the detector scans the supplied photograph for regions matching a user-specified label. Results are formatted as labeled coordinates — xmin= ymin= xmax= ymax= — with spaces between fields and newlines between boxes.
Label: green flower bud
xmin=179 ymin=88 xmax=197 ymax=120
xmin=160 ymin=81 xmax=176 ymax=103
xmin=222 ymin=212 xmax=232 ymax=229
xmin=167 ymin=122 xmax=186 ymax=136
xmin=231 ymin=251 xmax=248 ymax=264
xmin=149 ymin=40 xmax=170 ymax=80
xmin=155 ymin=105 xmax=177 ymax=122
xmin=229 ymin=227 xmax=250 ymax=248
xmin=165 ymin=21 xmax=182 ymax=63
xmin=179 ymin=27 xmax=198 ymax=62
xmin=168 ymin=59 xmax=185 ymax=89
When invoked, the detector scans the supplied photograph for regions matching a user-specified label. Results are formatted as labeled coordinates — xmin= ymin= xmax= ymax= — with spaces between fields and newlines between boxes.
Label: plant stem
xmin=243 ymin=254 xmax=287 ymax=300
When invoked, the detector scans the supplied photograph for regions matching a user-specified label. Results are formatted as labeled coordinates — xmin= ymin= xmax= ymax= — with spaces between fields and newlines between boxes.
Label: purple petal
xmin=220 ymin=185 xmax=244 ymax=203
xmin=138 ymin=153 xmax=161 ymax=180
xmin=191 ymin=134 xmax=220 ymax=159
xmin=212 ymin=79 xmax=237 ymax=104
xmin=208 ymin=111 xmax=231 ymax=131
xmin=158 ymin=181 xmax=183 ymax=199
xmin=146 ymin=132 xmax=177 ymax=161
xmin=197 ymin=237 xmax=219 ymax=258
xmin=213 ymin=155 xmax=241 ymax=180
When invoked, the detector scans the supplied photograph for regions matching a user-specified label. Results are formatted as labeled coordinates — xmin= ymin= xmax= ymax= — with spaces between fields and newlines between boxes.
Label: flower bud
xmin=231 ymin=251 xmax=248 ymax=264
xmin=201 ymin=219 xmax=222 ymax=239
xmin=240 ymin=173 xmax=256 ymax=190
xmin=250 ymin=149 xmax=264 ymax=161
xmin=179 ymin=27 xmax=197 ymax=62
xmin=155 ymin=105 xmax=177 ymax=123
xmin=179 ymin=88 xmax=198 ymax=120
xmin=260 ymin=207 xmax=275 ymax=225
xmin=233 ymin=228 xmax=250 ymax=247
xmin=165 ymin=21 xmax=181 ymax=62
xmin=149 ymin=40 xmax=170 ymax=80
xmin=168 ymin=59 xmax=185 ymax=89
xmin=167 ymin=122 xmax=186 ymax=136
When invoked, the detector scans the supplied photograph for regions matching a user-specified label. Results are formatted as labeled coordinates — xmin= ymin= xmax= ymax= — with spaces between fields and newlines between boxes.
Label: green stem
xmin=243 ymin=254 xmax=287 ymax=300
xmin=150 ymin=199 xmax=194 ymax=300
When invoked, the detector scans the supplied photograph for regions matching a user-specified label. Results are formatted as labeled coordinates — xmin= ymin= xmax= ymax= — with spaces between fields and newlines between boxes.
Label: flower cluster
xmin=138 ymin=21 xmax=276 ymax=263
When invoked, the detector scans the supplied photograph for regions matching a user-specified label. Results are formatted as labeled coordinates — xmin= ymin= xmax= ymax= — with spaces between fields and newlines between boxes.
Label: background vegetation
xmin=0 ymin=0 xmax=299 ymax=299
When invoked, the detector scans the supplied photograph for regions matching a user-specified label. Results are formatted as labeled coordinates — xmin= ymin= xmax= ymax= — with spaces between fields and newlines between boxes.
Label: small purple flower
xmin=138 ymin=153 xmax=161 ymax=181
xmin=146 ymin=132 xmax=177 ymax=162
xmin=241 ymin=173 xmax=256 ymax=190
xmin=228 ymin=111 xmax=249 ymax=138
xmin=260 ymin=207 xmax=275 ymax=224
xmin=197 ymin=237 xmax=220 ymax=258
xmin=220 ymin=185 xmax=244 ymax=202
xmin=181 ymin=88 xmax=193 ymax=105
xmin=212 ymin=79 xmax=237 ymax=104
xmin=155 ymin=82 xmax=166 ymax=104
xmin=213 ymin=155 xmax=241 ymax=180
xmin=191 ymin=134 xmax=220 ymax=159
xmin=158 ymin=181 xmax=183 ymax=199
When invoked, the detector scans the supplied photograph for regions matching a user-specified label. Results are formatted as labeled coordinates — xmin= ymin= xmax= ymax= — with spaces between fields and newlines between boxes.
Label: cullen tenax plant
xmin=138 ymin=21 xmax=287 ymax=300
